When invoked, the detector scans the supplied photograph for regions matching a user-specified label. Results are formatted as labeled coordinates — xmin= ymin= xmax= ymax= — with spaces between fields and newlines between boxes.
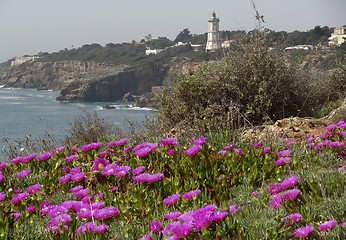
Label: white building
xmin=205 ymin=12 xmax=221 ymax=52
xmin=328 ymin=27 xmax=346 ymax=46
xmin=11 ymin=56 xmax=37 ymax=67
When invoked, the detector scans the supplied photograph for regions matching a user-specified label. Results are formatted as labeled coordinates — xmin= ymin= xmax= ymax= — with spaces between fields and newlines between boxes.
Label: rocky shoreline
xmin=0 ymin=60 xmax=169 ymax=109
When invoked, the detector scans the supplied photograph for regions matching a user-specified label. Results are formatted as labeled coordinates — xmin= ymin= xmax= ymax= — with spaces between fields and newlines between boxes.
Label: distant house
xmin=328 ymin=27 xmax=346 ymax=46
xmin=145 ymin=49 xmax=165 ymax=55
xmin=221 ymin=40 xmax=235 ymax=48
xmin=11 ymin=56 xmax=38 ymax=67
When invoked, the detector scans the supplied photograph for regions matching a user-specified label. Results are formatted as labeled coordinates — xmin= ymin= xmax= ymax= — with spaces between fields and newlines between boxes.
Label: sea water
xmin=0 ymin=87 xmax=157 ymax=159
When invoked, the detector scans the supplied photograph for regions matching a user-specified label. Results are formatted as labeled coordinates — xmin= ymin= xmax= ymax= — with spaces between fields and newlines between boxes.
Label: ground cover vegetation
xmin=1 ymin=8 xmax=345 ymax=239
xmin=0 ymin=118 xmax=345 ymax=239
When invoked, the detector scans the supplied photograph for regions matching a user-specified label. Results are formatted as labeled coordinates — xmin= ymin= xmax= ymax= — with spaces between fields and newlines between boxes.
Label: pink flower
xmin=138 ymin=234 xmax=151 ymax=240
xmin=160 ymin=137 xmax=178 ymax=147
xmin=184 ymin=145 xmax=202 ymax=156
xmin=277 ymin=149 xmax=293 ymax=157
xmin=280 ymin=176 xmax=299 ymax=190
xmin=268 ymin=183 xmax=281 ymax=194
xmin=149 ymin=220 xmax=163 ymax=232
xmin=0 ymin=162 xmax=9 ymax=170
xmin=16 ymin=169 xmax=31 ymax=178
xmin=58 ymin=174 xmax=71 ymax=183
xmin=253 ymin=141 xmax=262 ymax=148
xmin=21 ymin=154 xmax=36 ymax=163
xmin=229 ymin=204 xmax=242 ymax=214
xmin=133 ymin=173 xmax=151 ymax=183
xmin=10 ymin=212 xmax=21 ymax=221
xmin=283 ymin=188 xmax=300 ymax=201
xmin=171 ymin=222 xmax=193 ymax=238
xmin=132 ymin=166 xmax=146 ymax=176
xmin=275 ymin=157 xmax=291 ymax=165
xmin=326 ymin=124 xmax=337 ymax=132
xmin=318 ymin=219 xmax=337 ymax=231
xmin=164 ymin=211 xmax=182 ymax=220
xmin=293 ymin=225 xmax=314 ymax=237
xmin=211 ymin=211 xmax=228 ymax=222
xmin=26 ymin=184 xmax=41 ymax=194
xmin=26 ymin=205 xmax=36 ymax=213
xmin=92 ymin=224 xmax=109 ymax=233
xmin=0 ymin=192 xmax=5 ymax=202
xmin=163 ymin=194 xmax=181 ymax=205
xmin=64 ymin=154 xmax=79 ymax=162
xmin=69 ymin=185 xmax=83 ymax=193
xmin=167 ymin=149 xmax=175 ymax=155
xmin=62 ymin=166 xmax=70 ymax=172
xmin=250 ymin=191 xmax=258 ymax=197
xmin=11 ymin=192 xmax=29 ymax=204
xmin=306 ymin=135 xmax=314 ymax=143
xmin=224 ymin=144 xmax=234 ymax=150
xmin=135 ymin=147 xmax=152 ymax=157
xmin=281 ymin=213 xmax=301 ymax=225
xmin=74 ymin=189 xmax=90 ymax=198
xmin=147 ymin=173 xmax=164 ymax=182
xmin=268 ymin=194 xmax=283 ymax=210
xmin=101 ymin=163 xmax=117 ymax=176
xmin=193 ymin=137 xmax=206 ymax=145
xmin=71 ymin=172 xmax=85 ymax=182
xmin=36 ymin=152 xmax=51 ymax=161
xmin=182 ymin=189 xmax=201 ymax=200
xmin=234 ymin=148 xmax=243 ymax=155
xmin=115 ymin=166 xmax=131 ymax=177
xmin=10 ymin=156 xmax=23 ymax=164
xmin=262 ymin=147 xmax=270 ymax=154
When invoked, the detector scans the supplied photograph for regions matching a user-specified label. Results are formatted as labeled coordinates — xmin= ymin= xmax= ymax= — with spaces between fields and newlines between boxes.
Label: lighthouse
xmin=205 ymin=12 xmax=221 ymax=52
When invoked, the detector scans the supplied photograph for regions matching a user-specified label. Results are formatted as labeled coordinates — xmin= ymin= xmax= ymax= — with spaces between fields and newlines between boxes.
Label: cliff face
xmin=0 ymin=60 xmax=169 ymax=103
xmin=0 ymin=60 xmax=112 ymax=90
xmin=57 ymin=63 xmax=169 ymax=102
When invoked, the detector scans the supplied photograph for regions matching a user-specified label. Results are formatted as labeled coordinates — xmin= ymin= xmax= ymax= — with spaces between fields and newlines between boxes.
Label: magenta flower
xmin=26 ymin=184 xmax=41 ymax=194
xmin=101 ymin=163 xmax=117 ymax=176
xmin=58 ymin=174 xmax=71 ymax=183
xmin=160 ymin=137 xmax=178 ymax=147
xmin=13 ymin=188 xmax=21 ymax=194
xmin=0 ymin=174 xmax=3 ymax=183
xmin=36 ymin=152 xmax=51 ymax=161
xmin=147 ymin=173 xmax=164 ymax=182
xmin=132 ymin=166 xmax=146 ymax=176
xmin=182 ymin=189 xmax=201 ymax=200
xmin=224 ymin=144 xmax=234 ymax=150
xmin=92 ymin=158 xmax=110 ymax=171
xmin=0 ymin=162 xmax=9 ymax=170
xmin=11 ymin=192 xmax=29 ymax=204
xmin=0 ymin=192 xmax=5 ymax=202
xmin=133 ymin=173 xmax=151 ymax=183
xmin=92 ymin=224 xmax=109 ymax=233
xmin=122 ymin=146 xmax=131 ymax=153
xmin=283 ymin=188 xmax=300 ymax=201
xmin=281 ymin=213 xmax=301 ymax=225
xmin=234 ymin=148 xmax=243 ymax=155
xmin=74 ymin=188 xmax=90 ymax=198
xmin=64 ymin=154 xmax=79 ymax=162
xmin=262 ymin=147 xmax=271 ymax=154
xmin=171 ymin=222 xmax=193 ymax=238
xmin=277 ymin=149 xmax=293 ymax=157
xmin=167 ymin=149 xmax=175 ymax=155
xmin=134 ymin=147 xmax=152 ymax=157
xmin=115 ymin=166 xmax=131 ymax=177
xmin=10 ymin=212 xmax=21 ymax=221
xmin=163 ymin=194 xmax=181 ymax=205
xmin=76 ymin=222 xmax=94 ymax=235
xmin=250 ymin=191 xmax=258 ymax=197
xmin=306 ymin=135 xmax=314 ymax=143
xmin=268 ymin=194 xmax=283 ymax=210
xmin=62 ymin=166 xmax=70 ymax=172
xmin=21 ymin=153 xmax=36 ymax=163
xmin=184 ymin=145 xmax=202 ymax=156
xmin=164 ymin=211 xmax=182 ymax=220
xmin=149 ymin=220 xmax=163 ymax=232
xmin=211 ymin=211 xmax=228 ymax=222
xmin=268 ymin=183 xmax=281 ymax=194
xmin=229 ymin=204 xmax=242 ymax=214
xmin=193 ymin=137 xmax=206 ymax=145
xmin=10 ymin=156 xmax=23 ymax=164
xmin=138 ymin=234 xmax=151 ymax=240
xmin=70 ymin=166 xmax=82 ymax=174
xmin=285 ymin=138 xmax=294 ymax=146
xmin=70 ymin=185 xmax=83 ymax=193
xmin=81 ymin=196 xmax=92 ymax=203
xmin=293 ymin=225 xmax=314 ymax=238
xmin=308 ymin=143 xmax=315 ymax=148
xmin=71 ymin=172 xmax=85 ymax=182
xmin=114 ymin=137 xmax=128 ymax=146
xmin=26 ymin=205 xmax=36 ymax=213
xmin=275 ymin=157 xmax=291 ymax=165
xmin=326 ymin=124 xmax=337 ymax=131
xmin=16 ymin=169 xmax=31 ymax=178
xmin=253 ymin=141 xmax=262 ymax=148
xmin=342 ymin=222 xmax=346 ymax=227
xmin=280 ymin=176 xmax=299 ymax=190
xmin=318 ymin=219 xmax=337 ymax=231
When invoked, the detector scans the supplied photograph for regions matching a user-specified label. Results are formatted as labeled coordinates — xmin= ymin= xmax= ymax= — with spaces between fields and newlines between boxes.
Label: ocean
xmin=0 ymin=87 xmax=157 ymax=160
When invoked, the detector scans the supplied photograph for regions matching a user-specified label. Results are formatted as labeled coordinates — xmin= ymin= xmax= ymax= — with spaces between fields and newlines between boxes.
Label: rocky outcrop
xmin=56 ymin=63 xmax=169 ymax=102
xmin=0 ymin=60 xmax=113 ymax=90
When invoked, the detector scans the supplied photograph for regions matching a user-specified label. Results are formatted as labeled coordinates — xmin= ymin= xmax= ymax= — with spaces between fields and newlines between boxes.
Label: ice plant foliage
xmin=0 ymin=119 xmax=344 ymax=239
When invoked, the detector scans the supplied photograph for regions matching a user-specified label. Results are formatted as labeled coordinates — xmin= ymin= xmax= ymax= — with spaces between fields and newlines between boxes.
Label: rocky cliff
xmin=0 ymin=60 xmax=169 ymax=104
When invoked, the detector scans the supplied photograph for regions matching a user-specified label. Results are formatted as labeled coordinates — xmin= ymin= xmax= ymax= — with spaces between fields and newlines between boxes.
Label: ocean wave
xmin=97 ymin=104 xmax=157 ymax=112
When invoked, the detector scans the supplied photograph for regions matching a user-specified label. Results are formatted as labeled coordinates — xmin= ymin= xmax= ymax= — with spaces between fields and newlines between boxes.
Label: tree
xmin=174 ymin=28 xmax=192 ymax=43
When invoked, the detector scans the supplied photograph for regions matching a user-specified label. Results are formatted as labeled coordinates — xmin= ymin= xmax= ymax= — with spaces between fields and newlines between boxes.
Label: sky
xmin=0 ymin=0 xmax=345 ymax=63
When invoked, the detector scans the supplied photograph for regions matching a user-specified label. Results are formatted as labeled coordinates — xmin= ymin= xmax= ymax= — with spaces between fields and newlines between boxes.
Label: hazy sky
xmin=0 ymin=0 xmax=345 ymax=63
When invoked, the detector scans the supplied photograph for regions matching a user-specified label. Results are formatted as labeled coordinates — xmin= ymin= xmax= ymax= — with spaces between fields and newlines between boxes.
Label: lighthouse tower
xmin=205 ymin=12 xmax=221 ymax=52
